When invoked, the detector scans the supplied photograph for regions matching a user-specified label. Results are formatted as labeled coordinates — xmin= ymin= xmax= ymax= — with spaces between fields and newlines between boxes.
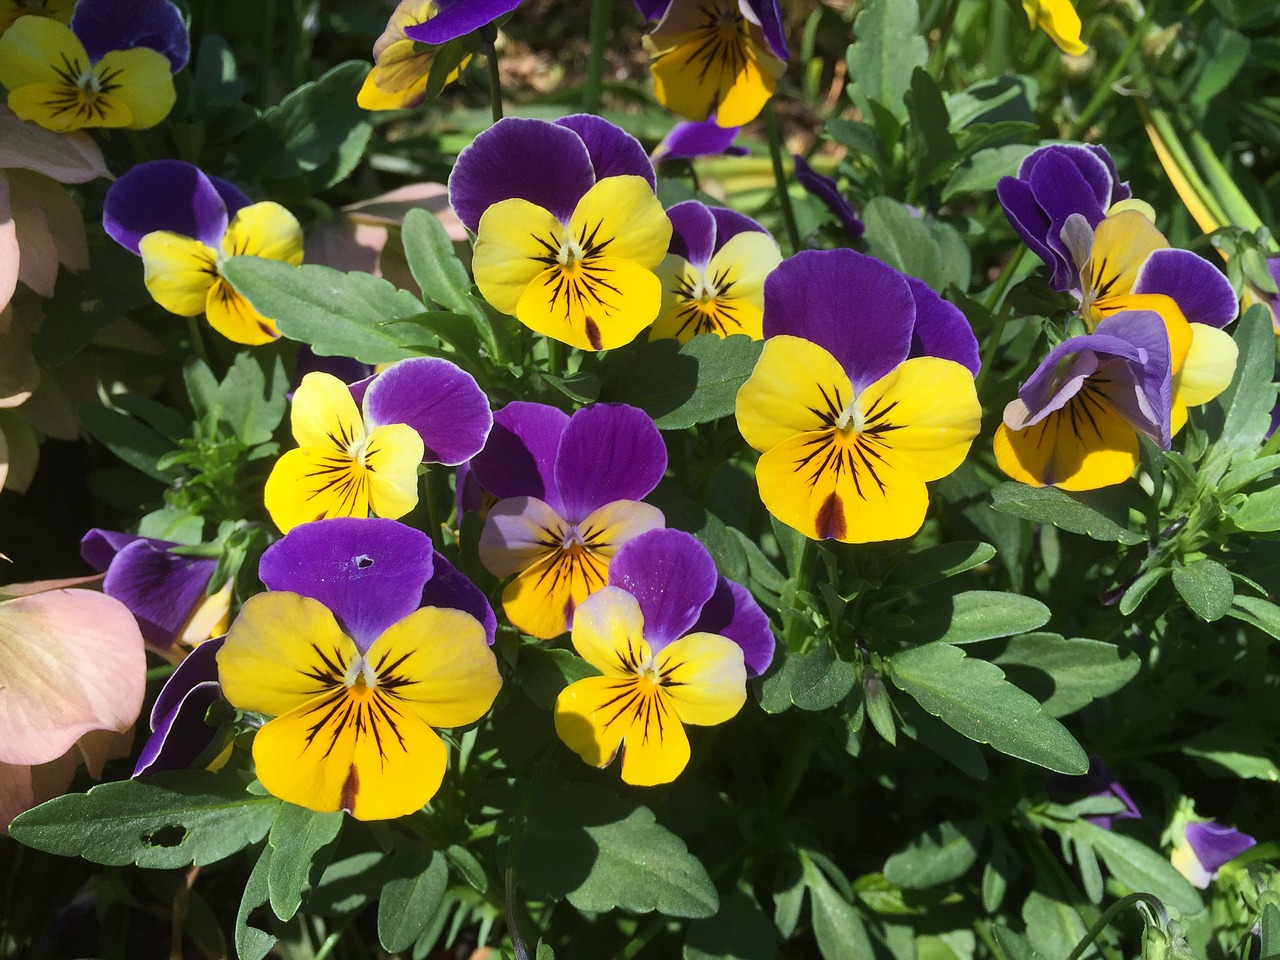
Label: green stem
xmin=784 ymin=536 xmax=816 ymax=650
xmin=187 ymin=316 xmax=211 ymax=369
xmin=546 ymin=339 xmax=564 ymax=380
xmin=974 ymin=246 xmax=1027 ymax=394
xmin=763 ymin=101 xmax=802 ymax=255
xmin=927 ymin=0 xmax=963 ymax=77
xmin=487 ymin=43 xmax=504 ymax=123
xmin=1064 ymin=893 xmax=1167 ymax=960
xmin=1070 ymin=2 xmax=1156 ymax=139
xmin=423 ymin=469 xmax=443 ymax=547
xmin=583 ymin=0 xmax=613 ymax=113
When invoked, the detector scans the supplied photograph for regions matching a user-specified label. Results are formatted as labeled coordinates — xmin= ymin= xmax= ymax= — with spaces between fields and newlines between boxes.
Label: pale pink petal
xmin=0 ymin=573 xmax=105 ymax=599
xmin=0 ymin=174 xmax=17 ymax=314
xmin=14 ymin=171 xmax=88 ymax=271
xmin=75 ymin=726 xmax=135 ymax=778
xmin=0 ymin=425 xmax=8 ymax=494
xmin=0 ymin=104 xmax=109 ymax=184
xmin=0 ymin=323 xmax=39 ymax=409
xmin=0 ymin=762 xmax=34 ymax=836
xmin=0 ymin=413 xmax=38 ymax=493
xmin=0 ymin=589 xmax=146 ymax=766
xmin=9 ymin=179 xmax=58 ymax=298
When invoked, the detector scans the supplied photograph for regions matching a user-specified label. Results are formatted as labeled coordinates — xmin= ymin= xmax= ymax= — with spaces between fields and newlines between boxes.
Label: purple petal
xmin=258 ymin=518 xmax=435 ymax=650
xmin=209 ymin=176 xmax=252 ymax=217
xmin=103 ymin=160 xmax=231 ymax=255
xmin=469 ymin=401 xmax=571 ymax=515
xmin=608 ymin=529 xmax=718 ymax=649
xmin=709 ymin=206 xmax=769 ymax=250
xmin=554 ymin=404 xmax=667 ymax=521
xmin=403 ymin=0 xmax=523 ymax=44
xmin=667 ymin=200 xmax=718 ymax=267
xmin=1186 ymin=821 xmax=1256 ymax=874
xmin=133 ymin=681 xmax=222 ymax=777
xmin=1025 ymin=149 xmax=1113 ymax=290
xmin=420 ymin=549 xmax=497 ymax=645
xmin=102 ymin=540 xmax=216 ymax=648
xmin=793 ymin=155 xmax=864 ymax=238
xmin=1083 ymin=144 xmax=1131 ymax=205
xmin=651 ymin=120 xmax=747 ymax=163
xmin=80 ymin=528 xmax=147 ymax=571
xmin=997 ymin=176 xmax=1063 ymax=282
xmin=763 ymin=249 xmax=915 ymax=391
xmin=905 ymin=277 xmax=980 ymax=376
xmin=555 ymin=114 xmax=656 ymax=189
xmin=72 ymin=0 xmax=190 ymax=73
xmin=744 ymin=0 xmax=789 ymax=60
xmin=149 ymin=636 xmax=223 ymax=730
xmin=455 ymin=460 xmax=489 ymax=518
xmin=1134 ymin=249 xmax=1238 ymax=329
xmin=449 ymin=118 xmax=595 ymax=233
xmin=634 ymin=0 xmax=671 ymax=20
xmin=690 ymin=577 xmax=774 ymax=676
xmin=362 ymin=357 xmax=493 ymax=466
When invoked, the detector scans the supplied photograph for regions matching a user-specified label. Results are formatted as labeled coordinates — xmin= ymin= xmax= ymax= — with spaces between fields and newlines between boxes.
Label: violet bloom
xmin=472 ymin=402 xmax=667 ymax=640
xmin=402 ymin=0 xmax=524 ymax=44
xmin=71 ymin=0 xmax=190 ymax=73
xmin=651 ymin=119 xmax=748 ymax=164
xmin=995 ymin=310 xmax=1173 ymax=491
xmin=652 ymin=200 xmax=781 ymax=342
xmin=1173 ymin=821 xmax=1257 ymax=889
xmin=134 ymin=518 xmax=496 ymax=779
xmin=80 ymin=530 xmax=225 ymax=649
xmin=1054 ymin=758 xmax=1141 ymax=830
xmin=997 ymin=143 xmax=1130 ymax=292
xmin=793 ymin=154 xmax=865 ymax=239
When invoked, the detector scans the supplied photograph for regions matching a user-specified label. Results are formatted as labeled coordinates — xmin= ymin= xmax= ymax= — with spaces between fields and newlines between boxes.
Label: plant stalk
xmin=763 ymin=101 xmax=802 ymax=255
xmin=583 ymin=0 xmax=613 ymax=113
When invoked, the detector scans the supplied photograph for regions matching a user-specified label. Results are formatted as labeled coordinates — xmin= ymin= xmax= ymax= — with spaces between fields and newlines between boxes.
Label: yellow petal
xmin=567 ymin=176 xmax=671 ymax=270
xmin=1175 ymin=323 xmax=1238 ymax=409
xmin=264 ymin=447 xmax=370 ymax=532
xmin=655 ymin=632 xmax=746 ymax=726
xmin=0 ymin=16 xmax=81 ymax=89
xmin=570 ymin=585 xmax=652 ymax=678
xmin=205 ymin=277 xmax=280 ymax=344
xmin=7 ymin=82 xmax=132 ymax=131
xmin=478 ymin=497 xmax=569 ymax=579
xmin=1082 ymin=212 xmax=1169 ymax=317
xmin=92 ymin=48 xmax=175 ymax=130
xmin=652 ymin=233 xmax=779 ymax=343
xmin=363 ymin=605 xmax=502 ymax=729
xmin=615 ymin=690 xmax=689 ymax=786
xmin=217 ymin=592 xmax=359 ymax=718
xmin=290 ymin=371 xmax=366 ymax=450
xmin=501 ymin=542 xmax=611 ymax=640
xmin=993 ymin=394 xmax=1140 ymax=491
xmin=1022 ymin=0 xmax=1087 ymax=56
xmin=736 ymin=335 xmax=853 ymax=453
xmin=137 ymin=231 xmax=218 ymax=316
xmin=358 ymin=39 xmax=430 ymax=110
xmin=221 ymin=202 xmax=304 ymax=264
xmin=362 ymin=422 xmax=425 ymax=520
xmin=553 ymin=675 xmax=634 ymax=768
xmin=577 ymin=500 xmax=666 ymax=558
xmin=472 ymin=198 xmax=564 ymax=315
xmin=514 ymin=254 xmax=662 ymax=351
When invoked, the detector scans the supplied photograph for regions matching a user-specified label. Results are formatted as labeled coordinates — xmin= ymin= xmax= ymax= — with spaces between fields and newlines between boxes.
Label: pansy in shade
xmin=133 ymin=637 xmax=226 ymax=777
xmin=356 ymin=0 xmax=474 ymax=111
xmin=265 ymin=357 xmax=492 ymax=533
xmin=736 ymin=249 xmax=981 ymax=543
xmin=1021 ymin=0 xmax=1086 ymax=56
xmin=793 ymin=155 xmax=865 ymax=239
xmin=471 ymin=401 xmax=667 ymax=640
xmin=994 ymin=310 xmax=1173 ymax=491
xmin=0 ymin=0 xmax=74 ymax=37
xmin=451 ymin=115 xmax=671 ymax=350
xmin=641 ymin=0 xmax=787 ymax=128
xmin=651 ymin=118 xmax=747 ymax=164
xmin=652 ymin=200 xmax=781 ymax=343
xmin=103 ymin=160 xmax=303 ymax=345
xmin=555 ymin=529 xmax=772 ymax=786
xmin=80 ymin=529 xmax=230 ymax=649
xmin=1171 ymin=818 xmax=1256 ymax=889
xmin=216 ymin=519 xmax=501 ymax=820
xmin=0 ymin=0 xmax=185 ymax=132
xmin=402 ymin=0 xmax=523 ymax=44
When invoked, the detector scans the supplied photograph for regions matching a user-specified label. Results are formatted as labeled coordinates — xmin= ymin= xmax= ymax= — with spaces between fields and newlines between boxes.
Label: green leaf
xmin=884 ymin=541 xmax=996 ymax=589
xmin=883 ymin=820 xmax=985 ymax=890
xmin=1119 ymin=567 xmax=1168 ymax=615
xmin=1214 ymin=304 xmax=1275 ymax=460
xmin=684 ymin=887 xmax=777 ymax=960
xmin=912 ymin=590 xmax=1050 ymax=645
xmin=897 ymin=698 xmax=988 ymax=779
xmin=536 ymin=943 xmax=557 ymax=960
xmin=516 ymin=645 xmax=599 ymax=710
xmin=9 ymin=773 xmax=280 ymax=868
xmin=445 ymin=843 xmax=488 ymax=893
xmin=862 ymin=196 xmax=944 ymax=288
xmin=1172 ymin=558 xmax=1234 ymax=621
xmin=401 ymin=208 xmax=481 ymax=317
xmin=990 ymin=482 xmax=1144 ymax=544
xmin=1183 ymin=728 xmax=1280 ymax=782
xmin=79 ymin=404 xmax=178 ymax=482
xmin=889 ymin=643 xmax=1087 ymax=773
xmin=186 ymin=353 xmax=288 ymax=446
xmin=942 ymin=145 xmax=1035 ymax=202
xmin=1076 ymin=822 xmax=1203 ymax=915
xmin=1228 ymin=594 xmax=1280 ymax=641
xmin=992 ymin=633 xmax=1141 ymax=717
xmin=236 ymin=845 xmax=277 ymax=960
xmin=223 ymin=257 xmax=428 ymax=364
xmin=1260 ymin=900 xmax=1280 ymax=960
xmin=1231 ymin=486 xmax=1280 ymax=531
xmin=378 ymin=849 xmax=447 ymax=953
xmin=905 ymin=68 xmax=958 ymax=191
xmin=518 ymin=782 xmax=718 ymax=917
xmin=803 ymin=855 xmax=874 ymax=960
xmin=541 ymin=371 xmax=602 ymax=405
xmin=597 ymin=333 xmax=763 ymax=429
xmin=791 ymin=642 xmax=858 ymax=711
xmin=845 ymin=0 xmax=927 ymax=124
xmin=266 ymin=804 xmax=344 ymax=921
xmin=755 ymin=649 xmax=800 ymax=715
xmin=1190 ymin=24 xmax=1250 ymax=112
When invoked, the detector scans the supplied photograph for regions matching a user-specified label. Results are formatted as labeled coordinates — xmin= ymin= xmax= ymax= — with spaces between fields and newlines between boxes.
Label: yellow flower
xmin=1021 ymin=0 xmax=1087 ymax=57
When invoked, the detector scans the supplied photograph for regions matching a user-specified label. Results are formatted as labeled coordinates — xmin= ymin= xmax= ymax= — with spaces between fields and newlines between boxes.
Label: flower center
xmin=834 ymin=396 xmax=863 ymax=434
xmin=343 ymin=656 xmax=379 ymax=691
xmin=634 ymin=655 xmax=663 ymax=693
xmin=558 ymin=237 xmax=587 ymax=270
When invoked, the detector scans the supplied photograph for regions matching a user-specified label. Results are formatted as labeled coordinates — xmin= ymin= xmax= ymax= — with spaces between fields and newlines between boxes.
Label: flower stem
xmin=583 ymin=0 xmax=613 ymax=114
xmin=187 ymin=315 xmax=211 ymax=369
xmin=927 ymin=0 xmax=963 ymax=77
xmin=1064 ymin=893 xmax=1168 ymax=960
xmin=763 ymin=101 xmax=802 ymax=255
xmin=423 ymin=468 xmax=444 ymax=548
xmin=484 ymin=27 xmax=504 ymax=123
xmin=1070 ymin=2 xmax=1157 ymax=140
xmin=974 ymin=246 xmax=1028 ymax=393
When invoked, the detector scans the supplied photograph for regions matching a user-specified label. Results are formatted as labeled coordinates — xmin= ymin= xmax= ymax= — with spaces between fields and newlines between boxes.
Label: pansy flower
xmin=1021 ymin=0 xmax=1086 ymax=56
xmin=651 ymin=200 xmax=781 ymax=343
xmin=736 ymin=249 xmax=981 ymax=543
xmin=356 ymin=0 xmax=474 ymax=111
xmin=0 ymin=0 xmax=185 ymax=132
xmin=1171 ymin=814 xmax=1256 ymax=889
xmin=80 ymin=529 xmax=230 ymax=650
xmin=640 ymin=0 xmax=787 ymax=128
xmin=402 ymin=0 xmax=524 ymax=44
xmin=471 ymin=401 xmax=667 ymax=640
xmin=650 ymin=118 xmax=747 ymax=164
xmin=793 ymin=154 xmax=865 ymax=239
xmin=104 ymin=160 xmax=303 ymax=345
xmin=216 ymin=519 xmax=501 ymax=820
xmin=265 ymin=357 xmax=492 ymax=533
xmin=555 ymin=529 xmax=771 ymax=786
xmin=994 ymin=310 xmax=1173 ymax=491
xmin=451 ymin=115 xmax=671 ymax=350
xmin=0 ymin=0 xmax=74 ymax=37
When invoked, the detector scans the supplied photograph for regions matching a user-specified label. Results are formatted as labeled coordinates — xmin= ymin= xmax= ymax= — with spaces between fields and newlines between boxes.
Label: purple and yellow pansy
xmin=554 ymin=529 xmax=772 ymax=786
xmin=265 ymin=358 xmax=492 ymax=533
xmin=104 ymin=160 xmax=303 ymax=345
xmin=736 ymin=249 xmax=982 ymax=543
xmin=651 ymin=200 xmax=781 ymax=343
xmin=215 ymin=519 xmax=501 ymax=820
xmin=0 ymin=0 xmax=185 ymax=132
xmin=357 ymin=0 xmax=477 ymax=111
xmin=471 ymin=401 xmax=667 ymax=640
xmin=451 ymin=115 xmax=671 ymax=351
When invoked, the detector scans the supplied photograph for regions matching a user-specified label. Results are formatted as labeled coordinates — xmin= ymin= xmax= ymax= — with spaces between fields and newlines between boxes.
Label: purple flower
xmin=1173 ymin=819 xmax=1257 ymax=889
xmin=80 ymin=530 xmax=221 ymax=649
xmin=793 ymin=154 xmax=864 ymax=239
xmin=1053 ymin=758 xmax=1141 ymax=830
xmin=997 ymin=143 xmax=1130 ymax=291
xmin=472 ymin=402 xmax=667 ymax=639
xmin=651 ymin=119 xmax=748 ymax=163
xmin=103 ymin=160 xmax=250 ymax=257
xmin=71 ymin=0 xmax=189 ymax=73
xmin=402 ymin=0 xmax=524 ymax=45
xmin=133 ymin=637 xmax=224 ymax=777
